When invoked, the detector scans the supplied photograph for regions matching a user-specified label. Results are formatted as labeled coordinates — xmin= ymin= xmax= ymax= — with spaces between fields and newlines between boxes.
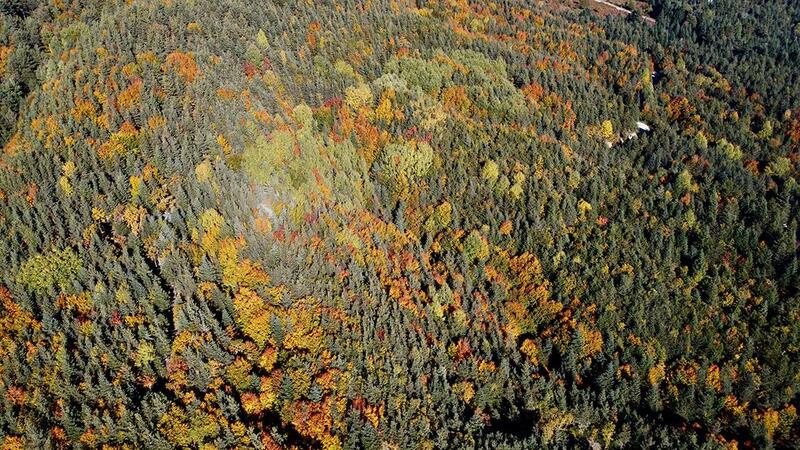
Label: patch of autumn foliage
xmin=163 ymin=51 xmax=200 ymax=82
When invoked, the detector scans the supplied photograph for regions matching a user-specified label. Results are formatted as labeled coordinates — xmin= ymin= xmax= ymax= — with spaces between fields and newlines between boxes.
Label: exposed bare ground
xmin=590 ymin=0 xmax=656 ymax=24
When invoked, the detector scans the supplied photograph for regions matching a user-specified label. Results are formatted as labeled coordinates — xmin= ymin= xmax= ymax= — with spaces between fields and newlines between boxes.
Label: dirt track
xmin=591 ymin=0 xmax=656 ymax=24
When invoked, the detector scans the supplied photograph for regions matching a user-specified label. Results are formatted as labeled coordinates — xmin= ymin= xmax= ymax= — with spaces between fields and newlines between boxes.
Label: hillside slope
xmin=0 ymin=0 xmax=798 ymax=448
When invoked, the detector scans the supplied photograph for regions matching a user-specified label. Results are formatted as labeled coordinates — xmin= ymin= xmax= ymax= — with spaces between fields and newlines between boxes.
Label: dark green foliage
xmin=0 ymin=0 xmax=797 ymax=449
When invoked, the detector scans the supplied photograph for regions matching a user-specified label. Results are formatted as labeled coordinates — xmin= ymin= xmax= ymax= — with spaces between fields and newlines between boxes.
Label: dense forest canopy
xmin=0 ymin=0 xmax=798 ymax=448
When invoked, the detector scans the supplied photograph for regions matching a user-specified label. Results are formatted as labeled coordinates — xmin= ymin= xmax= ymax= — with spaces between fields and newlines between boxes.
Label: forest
xmin=0 ymin=0 xmax=798 ymax=448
